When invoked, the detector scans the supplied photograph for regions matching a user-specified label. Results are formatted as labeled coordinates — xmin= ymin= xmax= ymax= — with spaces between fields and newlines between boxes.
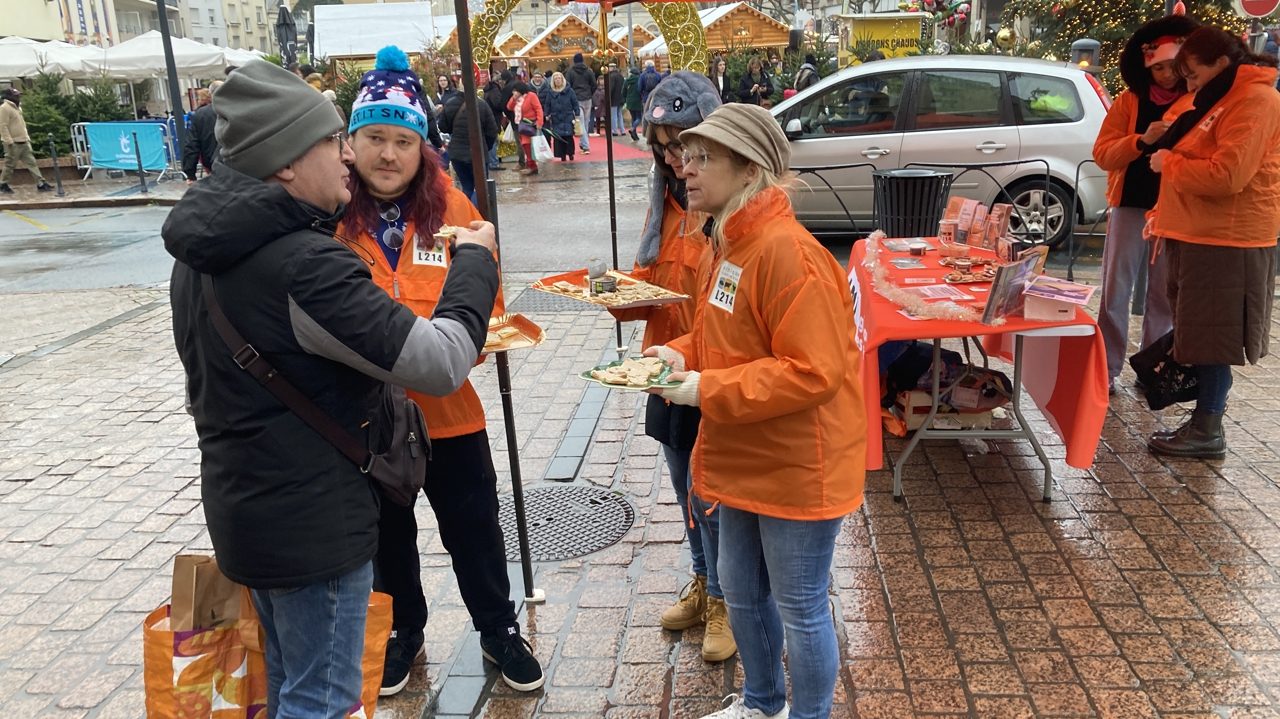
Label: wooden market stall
xmin=495 ymin=31 xmax=529 ymax=57
xmin=608 ymin=24 xmax=657 ymax=53
xmin=638 ymin=2 xmax=789 ymax=66
xmin=515 ymin=13 xmax=630 ymax=72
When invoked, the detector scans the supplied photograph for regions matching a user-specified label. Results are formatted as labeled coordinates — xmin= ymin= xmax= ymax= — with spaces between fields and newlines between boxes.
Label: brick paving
xmin=5 ymin=281 xmax=1280 ymax=718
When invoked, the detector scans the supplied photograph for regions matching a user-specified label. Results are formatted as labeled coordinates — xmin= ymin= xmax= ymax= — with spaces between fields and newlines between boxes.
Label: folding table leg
xmin=1009 ymin=334 xmax=1055 ymax=502
xmin=892 ymin=340 xmax=944 ymax=503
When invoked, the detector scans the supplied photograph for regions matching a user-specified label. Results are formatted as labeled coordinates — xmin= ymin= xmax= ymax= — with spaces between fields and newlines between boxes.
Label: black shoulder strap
xmin=200 ymin=273 xmax=373 ymax=471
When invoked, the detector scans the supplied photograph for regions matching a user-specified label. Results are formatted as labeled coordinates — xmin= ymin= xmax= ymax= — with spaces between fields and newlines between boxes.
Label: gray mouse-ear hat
xmin=637 ymin=71 xmax=721 ymax=268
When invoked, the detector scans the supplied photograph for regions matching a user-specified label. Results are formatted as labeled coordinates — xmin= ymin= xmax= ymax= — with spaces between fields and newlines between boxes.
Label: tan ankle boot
xmin=660 ymin=576 xmax=708 ymax=630
xmin=701 ymin=596 xmax=737 ymax=662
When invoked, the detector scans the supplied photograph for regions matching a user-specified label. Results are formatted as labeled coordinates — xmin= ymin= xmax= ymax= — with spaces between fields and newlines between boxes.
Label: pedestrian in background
xmin=543 ymin=72 xmax=578 ymax=161
xmin=592 ymin=75 xmax=607 ymax=135
xmin=623 ymin=66 xmax=644 ymax=140
xmin=499 ymin=70 xmax=528 ymax=169
xmin=639 ymin=59 xmax=662 ymax=106
xmin=0 ymin=88 xmax=52 ymax=194
xmin=530 ymin=70 xmax=548 ymax=103
xmin=608 ymin=63 xmax=625 ymax=135
xmin=340 ymin=47 xmax=544 ymax=695
xmin=439 ymin=85 xmax=498 ymax=202
xmin=611 ymin=71 xmax=734 ymax=664
xmin=708 ymin=57 xmax=734 ymax=104
xmin=736 ymin=56 xmax=773 ymax=106
xmin=483 ymin=71 xmax=506 ymax=171
xmin=164 ymin=58 xmax=500 ymax=719
xmin=794 ymin=53 xmax=821 ymax=92
xmin=1146 ymin=26 xmax=1280 ymax=459
xmin=183 ymin=82 xmax=223 ymax=185
xmin=648 ymin=103 xmax=866 ymax=719
xmin=507 ymin=82 xmax=543 ymax=175
xmin=433 ymin=74 xmax=459 ymax=112
xmin=567 ymin=52 xmax=595 ymax=155
xmin=1092 ymin=14 xmax=1197 ymax=394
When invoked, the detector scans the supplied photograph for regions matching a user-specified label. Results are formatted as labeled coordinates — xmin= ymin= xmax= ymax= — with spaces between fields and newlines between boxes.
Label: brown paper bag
xmin=171 ymin=554 xmax=242 ymax=631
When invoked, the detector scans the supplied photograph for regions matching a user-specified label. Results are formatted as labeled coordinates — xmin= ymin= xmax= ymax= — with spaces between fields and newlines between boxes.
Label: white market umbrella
xmin=221 ymin=47 xmax=258 ymax=66
xmin=0 ymin=36 xmax=94 ymax=79
xmin=83 ymin=31 xmax=225 ymax=80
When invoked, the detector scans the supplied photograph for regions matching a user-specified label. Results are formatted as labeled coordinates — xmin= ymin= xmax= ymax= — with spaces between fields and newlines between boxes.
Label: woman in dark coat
xmin=736 ymin=56 xmax=773 ymax=106
xmin=543 ymin=72 xmax=579 ymax=161
xmin=708 ymin=57 xmax=734 ymax=104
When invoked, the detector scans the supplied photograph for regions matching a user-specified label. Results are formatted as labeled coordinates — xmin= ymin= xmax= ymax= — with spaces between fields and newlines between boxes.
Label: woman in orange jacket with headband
xmin=1146 ymin=26 xmax=1280 ymax=459
xmin=646 ymin=103 xmax=865 ymax=719
xmin=608 ymin=71 xmax=735 ymax=662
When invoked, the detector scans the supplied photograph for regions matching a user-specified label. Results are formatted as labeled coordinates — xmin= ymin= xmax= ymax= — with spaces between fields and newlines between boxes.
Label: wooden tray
xmin=482 ymin=314 xmax=545 ymax=355
xmin=578 ymin=357 xmax=683 ymax=391
xmin=532 ymin=269 xmax=689 ymax=310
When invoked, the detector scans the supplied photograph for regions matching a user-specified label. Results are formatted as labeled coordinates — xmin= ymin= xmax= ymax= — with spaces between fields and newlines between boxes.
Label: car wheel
xmin=1005 ymin=180 xmax=1074 ymax=248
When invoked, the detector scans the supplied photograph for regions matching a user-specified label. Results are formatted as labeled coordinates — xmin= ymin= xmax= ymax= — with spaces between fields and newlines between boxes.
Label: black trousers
xmin=373 ymin=429 xmax=516 ymax=638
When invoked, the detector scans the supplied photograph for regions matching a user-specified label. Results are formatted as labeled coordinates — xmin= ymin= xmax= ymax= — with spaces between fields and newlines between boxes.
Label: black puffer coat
xmin=165 ymin=166 xmax=498 ymax=588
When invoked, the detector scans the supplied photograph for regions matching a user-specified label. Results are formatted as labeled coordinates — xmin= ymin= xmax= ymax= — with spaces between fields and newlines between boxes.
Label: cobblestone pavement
xmin=6 ymin=281 xmax=1280 ymax=718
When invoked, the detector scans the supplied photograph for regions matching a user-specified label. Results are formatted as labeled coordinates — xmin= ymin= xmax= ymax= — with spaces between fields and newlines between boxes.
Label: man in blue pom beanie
xmin=349 ymin=46 xmax=444 ymax=151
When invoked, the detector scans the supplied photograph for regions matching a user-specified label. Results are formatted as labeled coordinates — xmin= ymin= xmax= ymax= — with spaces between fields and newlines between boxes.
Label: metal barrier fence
xmin=71 ymin=120 xmax=182 ymax=182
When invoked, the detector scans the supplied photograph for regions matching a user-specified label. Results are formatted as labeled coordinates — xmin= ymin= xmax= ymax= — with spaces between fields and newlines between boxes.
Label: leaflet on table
xmin=980 ymin=253 xmax=1041 ymax=325
xmin=1023 ymin=275 xmax=1096 ymax=304
xmin=902 ymin=284 xmax=974 ymax=301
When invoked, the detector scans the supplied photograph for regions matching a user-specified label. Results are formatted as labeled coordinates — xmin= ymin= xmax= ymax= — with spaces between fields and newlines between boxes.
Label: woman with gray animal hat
xmin=607 ymin=70 xmax=736 ymax=664
xmin=645 ymin=103 xmax=866 ymax=719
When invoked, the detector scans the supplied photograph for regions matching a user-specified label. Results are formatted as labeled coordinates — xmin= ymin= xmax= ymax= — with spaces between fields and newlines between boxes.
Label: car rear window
xmin=1009 ymin=73 xmax=1085 ymax=125
xmin=912 ymin=71 xmax=1003 ymax=131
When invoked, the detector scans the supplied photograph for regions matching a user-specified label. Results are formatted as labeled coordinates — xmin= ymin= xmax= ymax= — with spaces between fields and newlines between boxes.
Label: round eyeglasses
xmin=680 ymin=150 xmax=713 ymax=171
xmin=379 ymin=202 xmax=405 ymax=249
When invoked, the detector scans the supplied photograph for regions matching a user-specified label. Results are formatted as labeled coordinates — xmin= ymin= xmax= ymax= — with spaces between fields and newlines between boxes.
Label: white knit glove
xmin=654 ymin=345 xmax=686 ymax=373
xmin=662 ymin=371 xmax=700 ymax=407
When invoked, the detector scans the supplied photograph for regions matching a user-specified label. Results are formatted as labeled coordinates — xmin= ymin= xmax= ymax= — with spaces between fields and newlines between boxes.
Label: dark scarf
xmin=1155 ymin=63 xmax=1240 ymax=151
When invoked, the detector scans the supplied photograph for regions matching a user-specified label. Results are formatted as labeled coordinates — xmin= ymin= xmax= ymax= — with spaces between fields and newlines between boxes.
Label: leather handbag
xmin=200 ymin=274 xmax=428 ymax=506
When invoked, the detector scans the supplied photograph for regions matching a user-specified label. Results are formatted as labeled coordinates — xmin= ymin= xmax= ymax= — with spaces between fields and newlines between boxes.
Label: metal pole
xmin=627 ymin=3 xmax=633 ymax=65
xmin=132 ymin=131 xmax=148 ymax=194
xmin=154 ymin=0 xmax=188 ymax=150
xmin=601 ymin=7 xmax=625 ymax=357
xmin=46 ymin=133 xmax=66 ymax=197
xmin=453 ymin=0 xmax=490 ymax=218
xmin=486 ymin=178 xmax=542 ymax=604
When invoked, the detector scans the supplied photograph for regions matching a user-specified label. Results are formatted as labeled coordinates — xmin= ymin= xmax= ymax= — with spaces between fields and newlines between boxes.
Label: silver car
xmin=772 ymin=55 xmax=1111 ymax=246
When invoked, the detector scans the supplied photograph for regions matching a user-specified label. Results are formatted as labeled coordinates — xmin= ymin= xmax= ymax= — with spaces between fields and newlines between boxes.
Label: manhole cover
xmin=507 ymin=289 xmax=603 ymax=313
xmin=498 ymin=486 xmax=635 ymax=561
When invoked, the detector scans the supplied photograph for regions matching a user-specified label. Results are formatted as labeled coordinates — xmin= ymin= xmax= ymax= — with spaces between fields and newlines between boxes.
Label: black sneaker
xmin=36 ymin=182 xmax=52 ymax=192
xmin=380 ymin=629 xmax=424 ymax=696
xmin=0 ymin=184 xmax=12 ymax=194
xmin=480 ymin=628 xmax=545 ymax=691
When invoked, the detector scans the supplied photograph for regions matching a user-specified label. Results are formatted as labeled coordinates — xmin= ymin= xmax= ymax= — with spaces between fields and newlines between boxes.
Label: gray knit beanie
xmin=212 ymin=59 xmax=343 ymax=180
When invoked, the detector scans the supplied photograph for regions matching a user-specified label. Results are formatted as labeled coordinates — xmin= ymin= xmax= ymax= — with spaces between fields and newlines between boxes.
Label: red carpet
xmin=567 ymin=133 xmax=653 ymax=162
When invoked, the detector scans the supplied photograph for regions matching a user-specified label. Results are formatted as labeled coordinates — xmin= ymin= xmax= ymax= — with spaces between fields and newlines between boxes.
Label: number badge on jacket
xmin=709 ymin=261 xmax=743 ymax=314
xmin=413 ymin=235 xmax=448 ymax=268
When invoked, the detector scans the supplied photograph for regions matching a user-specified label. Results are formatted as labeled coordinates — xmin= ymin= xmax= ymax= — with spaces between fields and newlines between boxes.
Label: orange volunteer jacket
xmin=337 ymin=187 xmax=504 ymax=439
xmin=666 ymin=187 xmax=866 ymax=521
xmin=609 ymin=190 xmax=706 ymax=349
xmin=1151 ymin=64 xmax=1280 ymax=248
xmin=1093 ymin=90 xmax=1145 ymax=207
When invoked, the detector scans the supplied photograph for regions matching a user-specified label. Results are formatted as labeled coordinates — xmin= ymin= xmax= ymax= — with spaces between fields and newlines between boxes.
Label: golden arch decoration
xmin=469 ymin=1 xmax=708 ymax=74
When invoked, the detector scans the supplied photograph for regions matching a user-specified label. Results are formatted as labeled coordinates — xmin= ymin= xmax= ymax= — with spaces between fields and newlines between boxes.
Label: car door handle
xmin=976 ymin=142 xmax=1007 ymax=152
xmin=861 ymin=147 xmax=891 ymax=157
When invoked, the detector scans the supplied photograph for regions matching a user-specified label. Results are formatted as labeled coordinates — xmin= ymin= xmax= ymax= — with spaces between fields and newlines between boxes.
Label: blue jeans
xmin=450 ymin=158 xmax=484 ymax=206
xmin=487 ymin=139 xmax=499 ymax=169
xmin=251 ymin=561 xmax=373 ymax=719
xmin=718 ymin=507 xmax=843 ymax=719
xmin=610 ymin=106 xmax=624 ymax=133
xmin=630 ymin=112 xmax=642 ymax=132
xmin=1196 ymin=364 xmax=1233 ymax=414
xmin=662 ymin=445 xmax=721 ymax=599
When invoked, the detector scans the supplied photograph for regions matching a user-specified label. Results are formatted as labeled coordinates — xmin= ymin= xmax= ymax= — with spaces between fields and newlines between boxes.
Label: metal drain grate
xmin=507 ymin=289 xmax=603 ymax=313
xmin=498 ymin=486 xmax=635 ymax=561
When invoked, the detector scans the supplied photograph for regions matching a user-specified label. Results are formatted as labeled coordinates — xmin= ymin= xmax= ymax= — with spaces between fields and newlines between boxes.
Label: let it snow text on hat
xmin=348 ymin=46 xmax=429 ymax=140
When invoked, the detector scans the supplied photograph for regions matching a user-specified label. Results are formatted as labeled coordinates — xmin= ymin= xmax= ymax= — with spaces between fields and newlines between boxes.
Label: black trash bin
xmin=872 ymin=168 xmax=954 ymax=238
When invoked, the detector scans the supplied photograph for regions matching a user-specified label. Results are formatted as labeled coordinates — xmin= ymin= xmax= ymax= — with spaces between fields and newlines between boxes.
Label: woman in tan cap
xmin=645 ymin=102 xmax=866 ymax=719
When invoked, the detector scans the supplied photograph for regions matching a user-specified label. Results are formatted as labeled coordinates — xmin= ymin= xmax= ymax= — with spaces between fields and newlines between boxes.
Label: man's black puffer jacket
xmin=164 ymin=165 xmax=498 ymax=588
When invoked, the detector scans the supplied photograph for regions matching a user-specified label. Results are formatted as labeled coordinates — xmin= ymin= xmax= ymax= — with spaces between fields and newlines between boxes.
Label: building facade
xmin=110 ymin=0 xmax=190 ymax=42
xmin=186 ymin=0 xmax=230 ymax=45
xmin=2 ymin=0 xmax=118 ymax=46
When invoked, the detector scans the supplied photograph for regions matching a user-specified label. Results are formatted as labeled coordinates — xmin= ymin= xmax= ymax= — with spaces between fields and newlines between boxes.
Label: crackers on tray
xmin=589 ymin=356 xmax=667 ymax=388
xmin=536 ymin=271 xmax=686 ymax=308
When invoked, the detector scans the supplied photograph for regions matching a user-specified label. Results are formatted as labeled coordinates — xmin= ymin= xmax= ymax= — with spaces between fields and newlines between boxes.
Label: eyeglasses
xmin=660 ymin=141 xmax=684 ymax=158
xmin=680 ymin=150 xmax=713 ymax=170
xmin=379 ymin=202 xmax=405 ymax=249
xmin=325 ymin=132 xmax=348 ymax=150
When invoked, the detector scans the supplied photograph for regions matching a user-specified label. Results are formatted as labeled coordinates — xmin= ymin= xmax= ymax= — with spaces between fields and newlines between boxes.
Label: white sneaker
xmin=700 ymin=695 xmax=789 ymax=719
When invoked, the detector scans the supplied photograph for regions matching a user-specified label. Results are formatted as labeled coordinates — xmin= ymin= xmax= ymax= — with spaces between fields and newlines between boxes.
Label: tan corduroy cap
xmin=678 ymin=103 xmax=790 ymax=176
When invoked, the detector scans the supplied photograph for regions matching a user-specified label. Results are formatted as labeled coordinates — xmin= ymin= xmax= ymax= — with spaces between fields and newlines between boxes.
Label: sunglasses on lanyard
xmin=379 ymin=202 xmax=405 ymax=250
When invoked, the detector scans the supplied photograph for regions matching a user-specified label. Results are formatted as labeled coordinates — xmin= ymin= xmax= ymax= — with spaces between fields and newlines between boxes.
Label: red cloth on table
xmin=848 ymin=241 xmax=1109 ymax=471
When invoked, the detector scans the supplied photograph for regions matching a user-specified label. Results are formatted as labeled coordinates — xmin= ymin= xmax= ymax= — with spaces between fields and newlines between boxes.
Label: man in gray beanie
xmin=163 ymin=59 xmax=500 ymax=719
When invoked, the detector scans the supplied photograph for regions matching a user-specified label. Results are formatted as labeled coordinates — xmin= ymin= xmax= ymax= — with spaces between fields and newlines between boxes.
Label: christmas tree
xmin=998 ymin=0 xmax=1249 ymax=91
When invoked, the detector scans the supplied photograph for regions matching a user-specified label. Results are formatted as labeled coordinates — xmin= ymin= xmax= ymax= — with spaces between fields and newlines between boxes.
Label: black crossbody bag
xmin=200 ymin=274 xmax=428 ymax=506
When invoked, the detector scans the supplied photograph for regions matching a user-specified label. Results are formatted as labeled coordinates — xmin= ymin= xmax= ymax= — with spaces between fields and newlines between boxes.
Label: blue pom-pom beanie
xmin=348 ymin=45 xmax=428 ymax=140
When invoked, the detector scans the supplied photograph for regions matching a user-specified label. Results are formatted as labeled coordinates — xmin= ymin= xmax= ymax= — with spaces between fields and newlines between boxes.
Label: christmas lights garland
xmin=863 ymin=231 xmax=1003 ymax=325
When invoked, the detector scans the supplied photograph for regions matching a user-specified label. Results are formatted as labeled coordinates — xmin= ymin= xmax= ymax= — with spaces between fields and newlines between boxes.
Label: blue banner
xmin=84 ymin=123 xmax=168 ymax=171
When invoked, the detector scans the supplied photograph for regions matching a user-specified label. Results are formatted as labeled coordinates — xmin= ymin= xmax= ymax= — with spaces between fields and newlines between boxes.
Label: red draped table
xmin=848 ymin=240 xmax=1109 ymax=502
